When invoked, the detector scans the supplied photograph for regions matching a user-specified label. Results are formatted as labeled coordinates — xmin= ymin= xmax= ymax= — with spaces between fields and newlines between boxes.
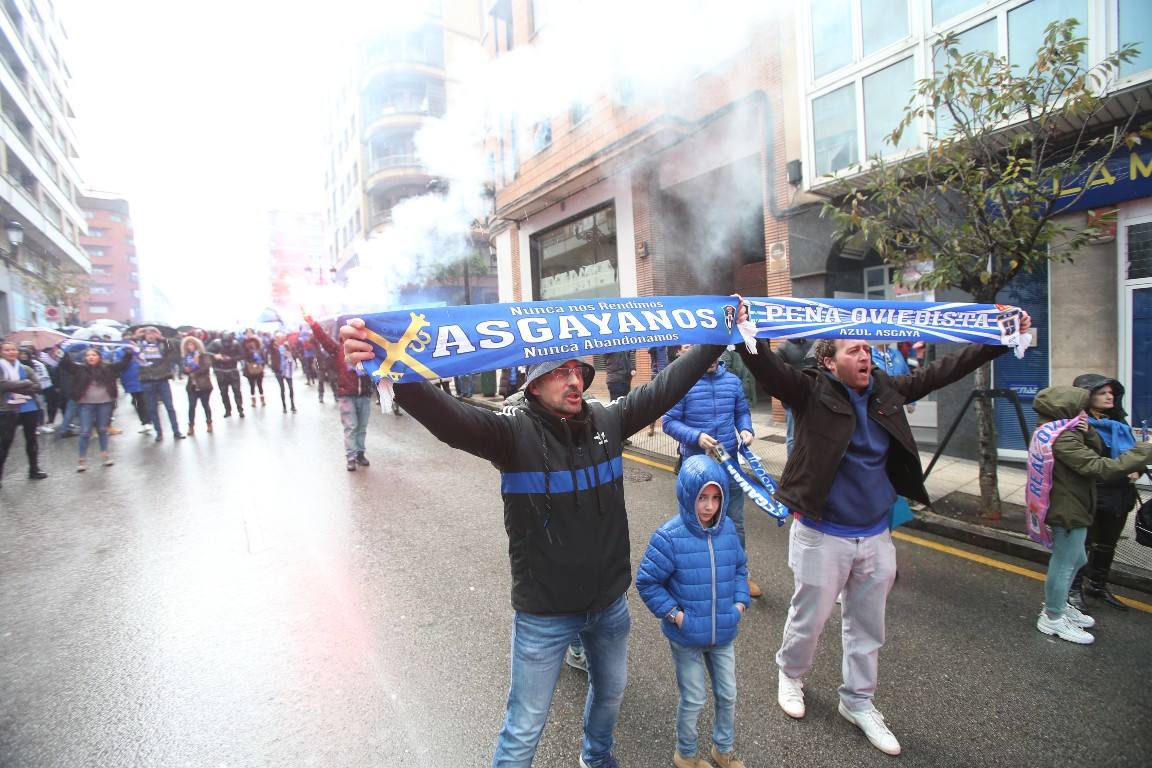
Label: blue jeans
xmin=493 ymin=594 xmax=630 ymax=768
xmin=56 ymin=398 xmax=79 ymax=436
xmin=726 ymin=476 xmax=746 ymax=550
xmin=669 ymin=640 xmax=737 ymax=757
xmin=77 ymin=402 xmax=114 ymax=457
xmin=143 ymin=379 xmax=180 ymax=436
xmin=337 ymin=395 xmax=371 ymax=458
xmin=1045 ymin=526 xmax=1088 ymax=615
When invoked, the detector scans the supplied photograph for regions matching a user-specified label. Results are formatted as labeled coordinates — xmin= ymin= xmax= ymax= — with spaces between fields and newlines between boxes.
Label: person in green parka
xmin=1031 ymin=386 xmax=1152 ymax=645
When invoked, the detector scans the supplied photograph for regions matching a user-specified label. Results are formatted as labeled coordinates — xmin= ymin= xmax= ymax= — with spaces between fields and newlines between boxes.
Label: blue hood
xmin=675 ymin=454 xmax=728 ymax=537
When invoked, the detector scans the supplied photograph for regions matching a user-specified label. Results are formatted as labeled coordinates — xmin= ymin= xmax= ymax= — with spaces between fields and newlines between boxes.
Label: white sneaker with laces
xmin=1062 ymin=602 xmax=1095 ymax=629
xmin=1036 ymin=612 xmax=1094 ymax=644
xmin=777 ymin=670 xmax=805 ymax=719
xmin=838 ymin=702 xmax=901 ymax=756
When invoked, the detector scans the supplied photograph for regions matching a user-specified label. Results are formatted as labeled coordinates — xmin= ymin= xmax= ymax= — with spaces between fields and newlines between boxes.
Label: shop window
xmin=1128 ymin=221 xmax=1152 ymax=280
xmin=531 ymin=205 xmax=619 ymax=300
xmin=813 ymin=84 xmax=858 ymax=175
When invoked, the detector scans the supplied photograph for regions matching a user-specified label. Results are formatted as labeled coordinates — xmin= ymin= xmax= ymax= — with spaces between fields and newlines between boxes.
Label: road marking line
xmin=622 ymin=453 xmax=1152 ymax=614
xmin=892 ymin=530 xmax=1152 ymax=614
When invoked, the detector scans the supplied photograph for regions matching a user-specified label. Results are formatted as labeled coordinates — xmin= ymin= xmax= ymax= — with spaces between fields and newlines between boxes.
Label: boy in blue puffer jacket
xmin=636 ymin=454 xmax=750 ymax=768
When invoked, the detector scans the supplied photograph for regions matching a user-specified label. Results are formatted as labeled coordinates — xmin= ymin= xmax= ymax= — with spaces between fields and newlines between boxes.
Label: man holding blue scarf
xmin=736 ymin=311 xmax=1031 ymax=757
xmin=341 ymin=316 xmax=725 ymax=768
xmin=1068 ymin=374 xmax=1145 ymax=612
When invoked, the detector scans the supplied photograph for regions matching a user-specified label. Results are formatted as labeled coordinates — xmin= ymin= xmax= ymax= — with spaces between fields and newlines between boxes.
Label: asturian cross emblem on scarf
xmin=363 ymin=312 xmax=440 ymax=382
xmin=594 ymin=431 xmax=608 ymax=446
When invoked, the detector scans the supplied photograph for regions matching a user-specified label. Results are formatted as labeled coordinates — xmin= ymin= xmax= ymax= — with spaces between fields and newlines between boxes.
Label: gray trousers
xmin=776 ymin=521 xmax=897 ymax=711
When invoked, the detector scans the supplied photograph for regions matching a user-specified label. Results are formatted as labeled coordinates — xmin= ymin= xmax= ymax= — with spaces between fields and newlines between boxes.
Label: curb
xmin=465 ymin=397 xmax=1152 ymax=596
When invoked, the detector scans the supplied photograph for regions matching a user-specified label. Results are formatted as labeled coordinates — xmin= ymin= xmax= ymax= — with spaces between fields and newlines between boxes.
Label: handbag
xmin=245 ymin=361 xmax=264 ymax=377
xmin=1135 ymin=485 xmax=1152 ymax=548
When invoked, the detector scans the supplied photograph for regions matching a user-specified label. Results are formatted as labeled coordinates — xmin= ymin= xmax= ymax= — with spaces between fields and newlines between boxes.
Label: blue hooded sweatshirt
xmin=636 ymin=455 xmax=749 ymax=648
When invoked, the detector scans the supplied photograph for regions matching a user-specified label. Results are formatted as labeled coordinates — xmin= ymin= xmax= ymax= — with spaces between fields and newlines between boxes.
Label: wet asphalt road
xmin=1 ymin=383 xmax=1150 ymax=768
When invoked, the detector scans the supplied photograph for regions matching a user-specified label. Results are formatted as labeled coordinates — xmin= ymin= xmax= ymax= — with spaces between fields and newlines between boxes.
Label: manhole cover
xmin=624 ymin=467 xmax=653 ymax=482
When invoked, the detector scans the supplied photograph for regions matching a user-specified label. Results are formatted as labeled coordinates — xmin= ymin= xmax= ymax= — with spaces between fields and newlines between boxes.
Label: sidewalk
xmin=466 ymin=394 xmax=1152 ymax=594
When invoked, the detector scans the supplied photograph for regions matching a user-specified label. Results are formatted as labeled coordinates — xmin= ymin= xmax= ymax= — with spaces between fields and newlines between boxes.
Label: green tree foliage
xmin=822 ymin=19 xmax=1147 ymax=517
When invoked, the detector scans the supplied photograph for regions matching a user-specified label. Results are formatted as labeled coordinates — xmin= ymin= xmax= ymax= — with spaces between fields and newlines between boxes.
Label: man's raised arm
xmin=340 ymin=317 xmax=515 ymax=466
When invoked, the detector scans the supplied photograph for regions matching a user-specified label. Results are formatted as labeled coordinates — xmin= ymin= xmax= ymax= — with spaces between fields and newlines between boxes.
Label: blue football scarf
xmin=345 ymin=296 xmax=1028 ymax=384
xmin=709 ymin=442 xmax=787 ymax=525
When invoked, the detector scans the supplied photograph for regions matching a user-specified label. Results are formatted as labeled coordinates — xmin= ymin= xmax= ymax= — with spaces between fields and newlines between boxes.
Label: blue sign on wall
xmin=1053 ymin=145 xmax=1152 ymax=214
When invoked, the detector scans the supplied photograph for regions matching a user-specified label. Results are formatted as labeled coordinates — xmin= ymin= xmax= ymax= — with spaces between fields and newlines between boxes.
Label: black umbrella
xmin=176 ymin=325 xmax=200 ymax=334
xmin=126 ymin=322 xmax=179 ymax=338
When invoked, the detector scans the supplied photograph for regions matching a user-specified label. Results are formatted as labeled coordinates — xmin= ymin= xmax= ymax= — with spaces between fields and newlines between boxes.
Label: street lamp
xmin=6 ymin=220 xmax=24 ymax=248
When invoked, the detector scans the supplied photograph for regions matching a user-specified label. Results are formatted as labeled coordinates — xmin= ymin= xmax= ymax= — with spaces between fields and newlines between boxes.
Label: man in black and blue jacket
xmin=342 ymin=318 xmax=723 ymax=768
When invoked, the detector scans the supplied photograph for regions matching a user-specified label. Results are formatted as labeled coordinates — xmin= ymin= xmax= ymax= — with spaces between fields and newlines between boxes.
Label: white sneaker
xmin=139 ymin=424 xmax=153 ymax=434
xmin=1062 ymin=602 xmax=1095 ymax=629
xmin=38 ymin=425 xmax=54 ymax=434
xmin=1036 ymin=612 xmax=1094 ymax=644
xmin=777 ymin=670 xmax=805 ymax=718
xmin=838 ymin=702 xmax=901 ymax=756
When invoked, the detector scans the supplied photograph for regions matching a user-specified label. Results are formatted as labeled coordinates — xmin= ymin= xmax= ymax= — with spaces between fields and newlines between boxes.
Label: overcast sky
xmin=60 ymin=0 xmax=362 ymax=327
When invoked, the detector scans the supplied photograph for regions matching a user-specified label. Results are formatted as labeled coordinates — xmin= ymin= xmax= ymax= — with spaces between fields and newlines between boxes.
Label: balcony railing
xmin=368 ymin=154 xmax=422 ymax=175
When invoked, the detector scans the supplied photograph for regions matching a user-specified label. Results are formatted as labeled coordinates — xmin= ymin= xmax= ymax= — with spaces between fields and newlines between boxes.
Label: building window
xmin=84 ymin=246 xmax=107 ymax=258
xmin=91 ymin=265 xmax=112 ymax=275
xmin=530 ymin=205 xmax=619 ymax=300
xmin=570 ymin=100 xmax=590 ymax=127
xmin=530 ymin=0 xmax=547 ymax=34
xmin=812 ymin=84 xmax=858 ymax=175
xmin=531 ymin=120 xmax=552 ymax=154
xmin=86 ymin=227 xmax=106 ymax=238
xmin=811 ymin=0 xmax=909 ymax=79
xmin=90 ymin=284 xmax=113 ymax=295
xmin=109 ymin=214 xmax=122 ymax=222
xmin=1120 ymin=0 xmax=1152 ymax=77
xmin=1128 ymin=222 xmax=1152 ymax=280
xmin=1007 ymin=0 xmax=1087 ymax=72
xmin=862 ymin=0 xmax=909 ymax=56
xmin=811 ymin=0 xmax=853 ymax=78
xmin=863 ymin=57 xmax=915 ymax=156
xmin=931 ymin=0 xmax=982 ymax=26
xmin=88 ymin=305 xmax=110 ymax=314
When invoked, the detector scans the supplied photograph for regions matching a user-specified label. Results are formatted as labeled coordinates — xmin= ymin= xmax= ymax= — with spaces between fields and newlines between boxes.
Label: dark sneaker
xmin=174 ymin=433 xmax=186 ymax=440
xmin=346 ymin=459 xmax=357 ymax=472
xmin=155 ymin=434 xmax=164 ymax=443
xmin=28 ymin=469 xmax=48 ymax=480
xmin=355 ymin=452 xmax=370 ymax=467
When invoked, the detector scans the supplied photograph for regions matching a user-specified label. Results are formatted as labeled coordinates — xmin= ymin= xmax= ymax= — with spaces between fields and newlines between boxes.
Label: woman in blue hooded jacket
xmin=636 ymin=454 xmax=749 ymax=768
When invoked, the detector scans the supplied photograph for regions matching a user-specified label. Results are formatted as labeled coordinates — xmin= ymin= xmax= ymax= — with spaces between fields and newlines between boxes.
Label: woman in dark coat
xmin=59 ymin=343 xmax=134 ymax=470
xmin=1069 ymin=374 xmax=1148 ymax=612
xmin=242 ymin=336 xmax=266 ymax=408
xmin=182 ymin=336 xmax=214 ymax=435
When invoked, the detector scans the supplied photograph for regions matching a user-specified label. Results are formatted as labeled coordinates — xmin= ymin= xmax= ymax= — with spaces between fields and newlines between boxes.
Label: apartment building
xmin=791 ymin=0 xmax=1152 ymax=453
xmin=321 ymin=1 xmax=482 ymax=282
xmin=0 ymin=0 xmax=88 ymax=334
xmin=484 ymin=2 xmax=804 ymax=394
xmin=78 ymin=192 xmax=138 ymax=324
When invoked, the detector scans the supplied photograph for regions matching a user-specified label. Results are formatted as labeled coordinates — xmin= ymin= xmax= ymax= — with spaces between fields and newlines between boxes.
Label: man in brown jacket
xmin=737 ymin=314 xmax=1030 ymax=757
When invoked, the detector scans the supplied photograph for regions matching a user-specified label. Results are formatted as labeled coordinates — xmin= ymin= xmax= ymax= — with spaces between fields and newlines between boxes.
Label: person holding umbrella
xmin=0 ymin=340 xmax=47 ymax=486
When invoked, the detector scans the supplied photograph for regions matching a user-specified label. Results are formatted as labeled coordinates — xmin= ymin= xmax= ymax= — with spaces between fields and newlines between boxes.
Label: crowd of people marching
xmin=0 ymin=318 xmax=380 ymax=484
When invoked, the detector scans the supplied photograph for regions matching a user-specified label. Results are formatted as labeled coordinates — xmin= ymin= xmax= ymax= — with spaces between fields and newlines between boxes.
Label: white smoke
xmin=338 ymin=0 xmax=780 ymax=310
